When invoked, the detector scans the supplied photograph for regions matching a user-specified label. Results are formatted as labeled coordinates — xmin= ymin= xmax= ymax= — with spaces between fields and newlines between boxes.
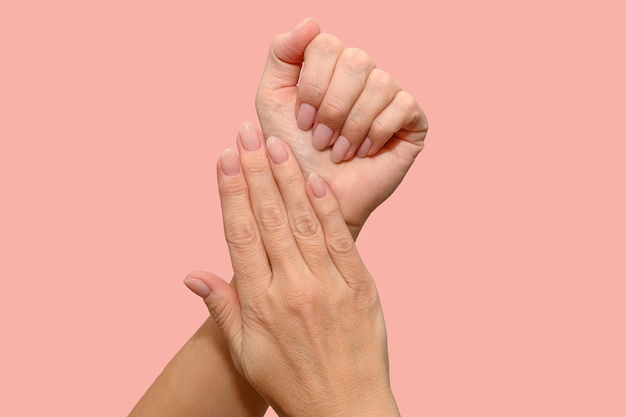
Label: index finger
xmin=217 ymin=147 xmax=272 ymax=300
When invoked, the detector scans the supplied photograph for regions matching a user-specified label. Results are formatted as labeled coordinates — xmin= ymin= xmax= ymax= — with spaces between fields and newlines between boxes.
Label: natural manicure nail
xmin=183 ymin=277 xmax=211 ymax=298
xmin=239 ymin=123 xmax=261 ymax=151
xmin=297 ymin=103 xmax=316 ymax=130
xmin=308 ymin=172 xmax=327 ymax=198
xmin=220 ymin=148 xmax=240 ymax=176
xmin=331 ymin=135 xmax=351 ymax=163
xmin=356 ymin=137 xmax=373 ymax=158
xmin=312 ymin=123 xmax=333 ymax=150
xmin=267 ymin=137 xmax=289 ymax=164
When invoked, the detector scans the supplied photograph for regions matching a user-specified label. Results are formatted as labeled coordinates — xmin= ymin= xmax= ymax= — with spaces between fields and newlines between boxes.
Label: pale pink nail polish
xmin=312 ymin=123 xmax=333 ymax=150
xmin=297 ymin=103 xmax=316 ymax=130
xmin=331 ymin=135 xmax=351 ymax=163
xmin=239 ymin=123 xmax=261 ymax=151
xmin=184 ymin=277 xmax=211 ymax=298
xmin=266 ymin=137 xmax=289 ymax=164
xmin=220 ymin=148 xmax=240 ymax=176
xmin=356 ymin=137 xmax=373 ymax=158
xmin=308 ymin=173 xmax=327 ymax=198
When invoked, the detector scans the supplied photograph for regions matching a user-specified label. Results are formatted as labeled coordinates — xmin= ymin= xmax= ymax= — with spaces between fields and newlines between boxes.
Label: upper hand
xmin=184 ymin=123 xmax=400 ymax=417
xmin=256 ymin=19 xmax=428 ymax=238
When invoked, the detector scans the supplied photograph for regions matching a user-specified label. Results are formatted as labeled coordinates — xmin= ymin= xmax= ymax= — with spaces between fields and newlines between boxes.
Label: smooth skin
xmin=185 ymin=132 xmax=400 ymax=417
xmin=129 ymin=19 xmax=427 ymax=417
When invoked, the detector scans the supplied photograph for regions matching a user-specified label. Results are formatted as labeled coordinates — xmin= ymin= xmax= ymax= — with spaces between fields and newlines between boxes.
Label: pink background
xmin=1 ymin=1 xmax=624 ymax=416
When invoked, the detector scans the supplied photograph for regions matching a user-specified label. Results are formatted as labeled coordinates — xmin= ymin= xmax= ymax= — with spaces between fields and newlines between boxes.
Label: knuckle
xmin=396 ymin=90 xmax=418 ymax=113
xmin=340 ymin=47 xmax=375 ymax=73
xmin=277 ymin=169 xmax=302 ymax=189
xmin=369 ymin=118 xmax=388 ymax=139
xmin=282 ymin=284 xmax=316 ymax=315
xmin=225 ymin=219 xmax=258 ymax=249
xmin=257 ymin=204 xmax=287 ymax=230
xmin=343 ymin=114 xmax=368 ymax=136
xmin=219 ymin=180 xmax=248 ymax=198
xmin=328 ymin=234 xmax=355 ymax=256
xmin=319 ymin=99 xmax=346 ymax=125
xmin=291 ymin=212 xmax=320 ymax=238
xmin=311 ymin=33 xmax=343 ymax=53
xmin=299 ymin=81 xmax=326 ymax=104
xmin=369 ymin=68 xmax=400 ymax=93
xmin=244 ymin=159 xmax=272 ymax=176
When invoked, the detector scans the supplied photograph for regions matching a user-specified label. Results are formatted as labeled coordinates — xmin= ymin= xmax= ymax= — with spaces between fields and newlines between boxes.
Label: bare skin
xmin=129 ymin=18 xmax=427 ymax=417
xmin=185 ymin=131 xmax=400 ymax=417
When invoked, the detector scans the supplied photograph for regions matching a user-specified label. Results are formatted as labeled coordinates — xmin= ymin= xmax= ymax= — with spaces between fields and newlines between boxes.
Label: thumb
xmin=258 ymin=18 xmax=320 ymax=92
xmin=183 ymin=271 xmax=242 ymax=350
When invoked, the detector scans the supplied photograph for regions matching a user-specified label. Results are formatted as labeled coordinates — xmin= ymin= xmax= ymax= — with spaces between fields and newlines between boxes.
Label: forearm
xmin=129 ymin=297 xmax=267 ymax=417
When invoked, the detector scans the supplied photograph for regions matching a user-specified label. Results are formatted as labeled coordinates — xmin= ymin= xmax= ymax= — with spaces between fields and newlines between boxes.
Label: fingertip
xmin=183 ymin=277 xmax=211 ymax=299
xmin=312 ymin=123 xmax=333 ymax=150
xmin=238 ymin=122 xmax=262 ymax=152
xmin=291 ymin=17 xmax=319 ymax=34
xmin=266 ymin=136 xmax=289 ymax=165
xmin=296 ymin=103 xmax=316 ymax=131
xmin=330 ymin=135 xmax=351 ymax=163
xmin=308 ymin=172 xmax=327 ymax=198
xmin=219 ymin=148 xmax=240 ymax=176
xmin=356 ymin=137 xmax=373 ymax=158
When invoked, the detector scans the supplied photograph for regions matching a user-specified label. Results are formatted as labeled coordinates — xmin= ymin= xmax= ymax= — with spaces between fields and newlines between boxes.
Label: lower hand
xmin=256 ymin=19 xmax=428 ymax=237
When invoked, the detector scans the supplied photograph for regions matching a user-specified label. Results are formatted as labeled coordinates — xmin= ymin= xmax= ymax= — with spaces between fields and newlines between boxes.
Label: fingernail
xmin=312 ymin=123 xmax=333 ymax=150
xmin=184 ymin=277 xmax=211 ymax=298
xmin=297 ymin=103 xmax=316 ymax=130
xmin=356 ymin=137 xmax=372 ymax=158
xmin=266 ymin=137 xmax=289 ymax=164
xmin=308 ymin=172 xmax=327 ymax=198
xmin=331 ymin=135 xmax=351 ymax=163
xmin=220 ymin=148 xmax=240 ymax=176
xmin=239 ymin=122 xmax=261 ymax=151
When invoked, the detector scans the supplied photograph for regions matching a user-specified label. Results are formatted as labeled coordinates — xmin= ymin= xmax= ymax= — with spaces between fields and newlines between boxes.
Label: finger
xmin=237 ymin=123 xmax=303 ymax=272
xmin=257 ymin=18 xmax=321 ymax=95
xmin=296 ymin=33 xmax=344 ymax=132
xmin=184 ymin=271 xmax=243 ymax=358
xmin=366 ymin=90 xmax=427 ymax=157
xmin=312 ymin=47 xmax=376 ymax=154
xmin=265 ymin=137 xmax=328 ymax=272
xmin=337 ymin=68 xmax=402 ymax=159
xmin=217 ymin=146 xmax=271 ymax=298
xmin=305 ymin=173 xmax=373 ymax=292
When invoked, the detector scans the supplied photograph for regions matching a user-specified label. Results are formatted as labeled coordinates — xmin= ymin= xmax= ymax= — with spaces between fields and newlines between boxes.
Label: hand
xmin=256 ymin=18 xmax=428 ymax=238
xmin=184 ymin=123 xmax=400 ymax=417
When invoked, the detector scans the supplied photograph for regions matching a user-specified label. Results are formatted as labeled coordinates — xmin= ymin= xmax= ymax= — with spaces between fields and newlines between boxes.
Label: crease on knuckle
xmin=328 ymin=234 xmax=355 ymax=256
xmin=319 ymin=99 xmax=346 ymax=125
xmin=244 ymin=160 xmax=272 ymax=176
xmin=299 ymin=81 xmax=326 ymax=103
xmin=257 ymin=204 xmax=287 ymax=230
xmin=343 ymin=114 xmax=367 ymax=137
xmin=291 ymin=212 xmax=320 ymax=239
xmin=225 ymin=219 xmax=258 ymax=249
xmin=277 ymin=170 xmax=302 ymax=189
xmin=369 ymin=118 xmax=387 ymax=139
xmin=219 ymin=181 xmax=248 ymax=198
